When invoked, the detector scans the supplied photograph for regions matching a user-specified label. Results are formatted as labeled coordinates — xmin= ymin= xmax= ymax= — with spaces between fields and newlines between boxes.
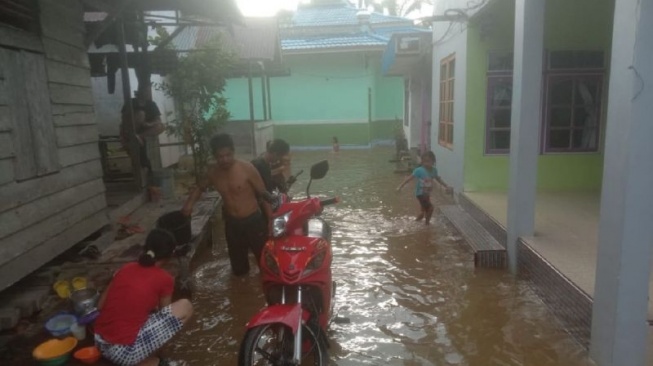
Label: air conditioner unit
xmin=396 ymin=36 xmax=421 ymax=55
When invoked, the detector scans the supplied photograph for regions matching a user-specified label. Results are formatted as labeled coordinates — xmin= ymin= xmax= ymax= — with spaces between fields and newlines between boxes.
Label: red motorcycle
xmin=239 ymin=160 xmax=338 ymax=366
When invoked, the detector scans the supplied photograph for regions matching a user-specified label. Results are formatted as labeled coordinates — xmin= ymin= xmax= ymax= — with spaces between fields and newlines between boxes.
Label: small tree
xmin=158 ymin=36 xmax=236 ymax=182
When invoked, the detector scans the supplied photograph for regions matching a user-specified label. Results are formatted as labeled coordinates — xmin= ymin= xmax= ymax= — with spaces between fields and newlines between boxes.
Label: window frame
xmin=485 ymin=74 xmax=513 ymax=155
xmin=542 ymin=72 xmax=604 ymax=154
xmin=482 ymin=49 xmax=605 ymax=155
xmin=438 ymin=53 xmax=455 ymax=150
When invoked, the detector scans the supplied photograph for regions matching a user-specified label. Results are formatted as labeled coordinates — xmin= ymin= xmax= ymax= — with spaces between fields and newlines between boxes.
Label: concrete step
xmin=441 ymin=205 xmax=506 ymax=268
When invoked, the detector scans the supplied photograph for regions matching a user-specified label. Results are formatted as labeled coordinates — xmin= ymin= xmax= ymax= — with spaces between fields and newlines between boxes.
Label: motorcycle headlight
xmin=264 ymin=251 xmax=280 ymax=275
xmin=272 ymin=212 xmax=291 ymax=237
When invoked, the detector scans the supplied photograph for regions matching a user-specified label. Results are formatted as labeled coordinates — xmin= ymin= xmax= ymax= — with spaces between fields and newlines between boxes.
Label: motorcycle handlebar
xmin=320 ymin=197 xmax=339 ymax=206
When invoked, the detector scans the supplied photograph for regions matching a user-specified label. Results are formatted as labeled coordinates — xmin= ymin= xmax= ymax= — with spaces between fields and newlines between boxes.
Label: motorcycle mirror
xmin=310 ymin=160 xmax=329 ymax=180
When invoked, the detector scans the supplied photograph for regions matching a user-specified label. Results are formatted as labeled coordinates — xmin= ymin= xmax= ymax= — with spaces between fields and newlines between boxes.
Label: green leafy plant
xmin=157 ymin=36 xmax=236 ymax=182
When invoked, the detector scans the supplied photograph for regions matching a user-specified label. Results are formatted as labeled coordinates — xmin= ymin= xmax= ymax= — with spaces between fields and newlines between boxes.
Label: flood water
xmin=166 ymin=147 xmax=593 ymax=366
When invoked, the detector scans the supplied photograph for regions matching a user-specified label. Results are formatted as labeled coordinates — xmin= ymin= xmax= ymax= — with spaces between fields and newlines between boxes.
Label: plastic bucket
xmin=156 ymin=211 xmax=191 ymax=246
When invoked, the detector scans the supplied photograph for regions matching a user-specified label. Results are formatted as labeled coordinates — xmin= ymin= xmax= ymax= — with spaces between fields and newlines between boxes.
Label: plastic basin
xmin=37 ymin=354 xmax=70 ymax=366
xmin=33 ymin=336 xmax=78 ymax=363
xmin=44 ymin=313 xmax=76 ymax=337
xmin=74 ymin=346 xmax=101 ymax=364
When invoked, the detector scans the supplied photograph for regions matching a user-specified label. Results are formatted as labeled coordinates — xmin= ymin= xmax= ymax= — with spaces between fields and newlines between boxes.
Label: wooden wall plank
xmin=0 ymin=158 xmax=14 ymax=186
xmin=0 ymin=205 xmax=108 ymax=290
xmin=38 ymin=0 xmax=85 ymax=49
xmin=0 ymin=193 xmax=106 ymax=265
xmin=46 ymin=60 xmax=92 ymax=88
xmin=0 ymin=179 xmax=105 ymax=239
xmin=56 ymin=125 xmax=98 ymax=147
xmin=49 ymin=84 xmax=94 ymax=105
xmin=0 ymin=24 xmax=43 ymax=53
xmin=39 ymin=0 xmax=84 ymax=24
xmin=0 ymin=48 xmax=36 ymax=180
xmin=53 ymin=110 xmax=96 ymax=127
xmin=0 ymin=107 xmax=12 ymax=132
xmin=42 ymin=39 xmax=89 ymax=68
xmin=0 ymin=159 xmax=102 ymax=213
xmin=23 ymin=51 xmax=59 ymax=175
xmin=58 ymin=143 xmax=100 ymax=168
xmin=0 ymin=132 xmax=14 ymax=159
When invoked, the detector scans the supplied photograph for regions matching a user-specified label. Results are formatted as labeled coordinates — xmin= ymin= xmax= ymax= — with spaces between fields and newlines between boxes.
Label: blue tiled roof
xmin=280 ymin=4 xmax=426 ymax=52
xmin=282 ymin=35 xmax=387 ymax=51
xmin=288 ymin=3 xmax=412 ymax=27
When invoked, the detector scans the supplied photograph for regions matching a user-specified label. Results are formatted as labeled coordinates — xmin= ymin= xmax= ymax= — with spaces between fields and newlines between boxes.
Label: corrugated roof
xmin=282 ymin=35 xmax=387 ymax=51
xmin=172 ymin=18 xmax=280 ymax=61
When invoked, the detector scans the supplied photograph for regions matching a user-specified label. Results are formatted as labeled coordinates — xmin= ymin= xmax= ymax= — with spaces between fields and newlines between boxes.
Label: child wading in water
xmin=332 ymin=136 xmax=340 ymax=152
xmin=396 ymin=151 xmax=448 ymax=225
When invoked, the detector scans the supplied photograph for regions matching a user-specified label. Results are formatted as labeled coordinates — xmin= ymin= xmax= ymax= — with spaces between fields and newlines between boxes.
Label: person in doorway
xmin=94 ymin=229 xmax=193 ymax=366
xmin=120 ymin=88 xmax=165 ymax=170
xmin=332 ymin=136 xmax=340 ymax=152
xmin=396 ymin=150 xmax=449 ymax=225
xmin=181 ymin=134 xmax=273 ymax=276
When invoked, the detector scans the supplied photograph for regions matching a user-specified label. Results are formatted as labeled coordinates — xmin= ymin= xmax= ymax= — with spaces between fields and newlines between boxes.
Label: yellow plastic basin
xmin=33 ymin=337 xmax=78 ymax=360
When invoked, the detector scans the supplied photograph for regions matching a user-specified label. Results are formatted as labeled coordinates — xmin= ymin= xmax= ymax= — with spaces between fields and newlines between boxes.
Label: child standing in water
xmin=396 ymin=151 xmax=448 ymax=225
xmin=332 ymin=137 xmax=340 ymax=152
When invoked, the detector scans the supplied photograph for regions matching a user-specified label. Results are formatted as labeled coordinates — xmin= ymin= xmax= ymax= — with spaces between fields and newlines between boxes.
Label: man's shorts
xmin=95 ymin=305 xmax=183 ymax=366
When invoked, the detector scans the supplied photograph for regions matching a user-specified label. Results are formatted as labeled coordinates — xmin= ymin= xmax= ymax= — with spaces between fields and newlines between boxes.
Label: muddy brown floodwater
xmin=165 ymin=147 xmax=594 ymax=366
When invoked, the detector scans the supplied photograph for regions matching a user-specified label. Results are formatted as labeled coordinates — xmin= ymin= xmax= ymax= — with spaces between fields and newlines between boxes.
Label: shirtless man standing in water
xmin=181 ymin=134 xmax=272 ymax=276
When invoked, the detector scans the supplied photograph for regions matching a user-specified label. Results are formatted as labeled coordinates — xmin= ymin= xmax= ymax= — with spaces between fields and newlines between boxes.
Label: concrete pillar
xmin=506 ymin=0 xmax=545 ymax=273
xmin=590 ymin=0 xmax=653 ymax=364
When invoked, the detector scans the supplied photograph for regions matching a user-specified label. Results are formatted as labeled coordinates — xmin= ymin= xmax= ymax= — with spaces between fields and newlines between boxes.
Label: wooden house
xmin=0 ymin=0 xmax=241 ymax=291
xmin=0 ymin=0 xmax=107 ymax=290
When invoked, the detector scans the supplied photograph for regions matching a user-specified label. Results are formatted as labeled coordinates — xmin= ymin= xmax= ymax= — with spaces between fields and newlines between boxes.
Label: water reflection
xmin=167 ymin=148 xmax=592 ymax=366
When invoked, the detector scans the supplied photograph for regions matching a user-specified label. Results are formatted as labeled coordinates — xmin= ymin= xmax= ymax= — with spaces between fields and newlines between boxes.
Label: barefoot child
xmin=396 ymin=151 xmax=448 ymax=225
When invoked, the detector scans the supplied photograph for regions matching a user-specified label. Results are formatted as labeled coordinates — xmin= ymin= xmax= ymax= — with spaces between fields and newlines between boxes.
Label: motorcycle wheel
xmin=238 ymin=322 xmax=329 ymax=366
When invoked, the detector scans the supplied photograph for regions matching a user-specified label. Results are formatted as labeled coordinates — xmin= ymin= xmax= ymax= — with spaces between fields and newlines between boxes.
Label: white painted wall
xmin=431 ymin=25 xmax=468 ymax=193
xmin=405 ymin=78 xmax=422 ymax=149
xmin=429 ymin=0 xmax=490 ymax=192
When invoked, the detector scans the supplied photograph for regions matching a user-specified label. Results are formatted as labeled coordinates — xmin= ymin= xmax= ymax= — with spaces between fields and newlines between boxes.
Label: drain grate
xmin=441 ymin=205 xmax=506 ymax=268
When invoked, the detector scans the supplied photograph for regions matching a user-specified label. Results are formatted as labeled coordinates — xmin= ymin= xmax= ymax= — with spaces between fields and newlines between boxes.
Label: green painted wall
xmin=270 ymin=53 xmax=374 ymax=121
xmin=223 ymin=51 xmax=404 ymax=146
xmin=224 ymin=77 xmax=266 ymax=121
xmin=373 ymin=66 xmax=404 ymax=121
xmin=463 ymin=0 xmax=614 ymax=192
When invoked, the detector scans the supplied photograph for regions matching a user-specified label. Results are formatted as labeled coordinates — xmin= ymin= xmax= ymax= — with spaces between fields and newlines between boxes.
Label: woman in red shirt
xmin=94 ymin=229 xmax=193 ymax=366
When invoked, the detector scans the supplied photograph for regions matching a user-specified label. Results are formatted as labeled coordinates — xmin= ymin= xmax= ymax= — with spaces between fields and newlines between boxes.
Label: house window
xmin=544 ymin=75 xmax=602 ymax=152
xmin=438 ymin=54 xmax=455 ymax=148
xmin=486 ymin=76 xmax=512 ymax=153
xmin=483 ymin=50 xmax=604 ymax=154
xmin=485 ymin=51 xmax=513 ymax=154
xmin=544 ymin=50 xmax=604 ymax=153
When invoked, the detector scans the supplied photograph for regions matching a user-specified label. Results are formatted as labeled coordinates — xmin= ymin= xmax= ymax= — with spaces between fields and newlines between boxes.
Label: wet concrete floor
xmin=164 ymin=148 xmax=594 ymax=366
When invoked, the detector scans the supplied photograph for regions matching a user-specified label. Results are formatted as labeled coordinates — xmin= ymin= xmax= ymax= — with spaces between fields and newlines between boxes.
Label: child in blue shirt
xmin=396 ymin=151 xmax=448 ymax=225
